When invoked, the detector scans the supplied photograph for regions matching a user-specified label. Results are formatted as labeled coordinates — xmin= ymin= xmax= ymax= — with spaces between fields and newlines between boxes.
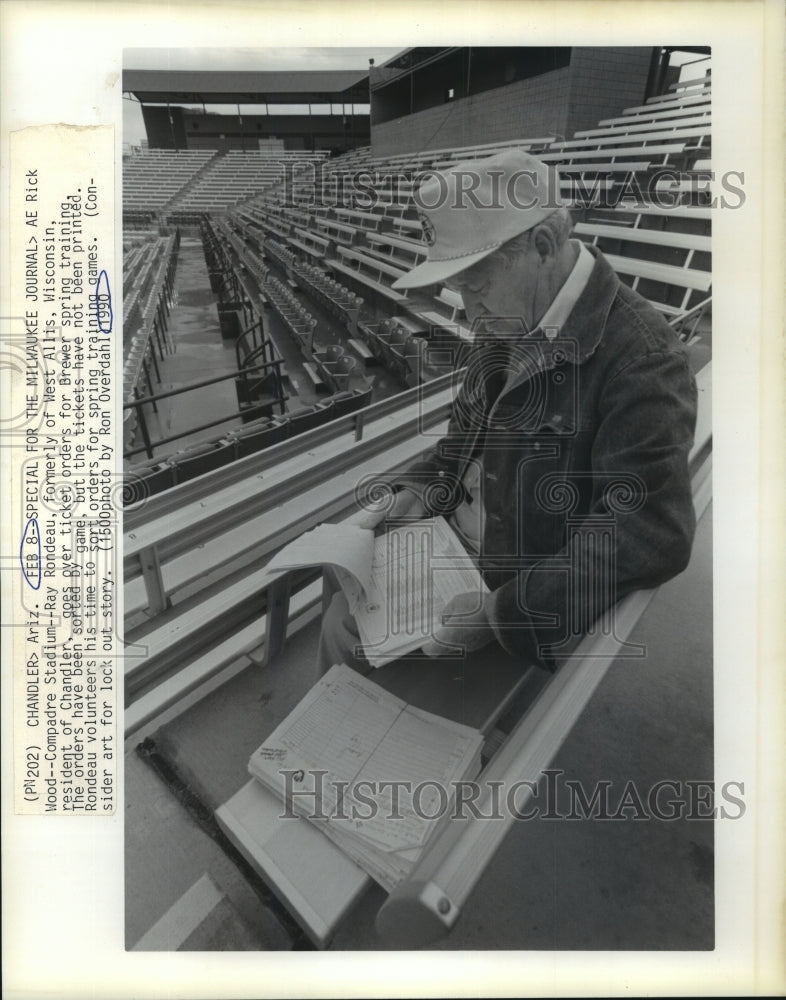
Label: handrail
xmin=234 ymin=318 xmax=267 ymax=368
xmin=123 ymin=359 xmax=285 ymax=459
xmin=124 ymin=367 xmax=462 ymax=530
xmin=123 ymin=360 xmax=283 ymax=410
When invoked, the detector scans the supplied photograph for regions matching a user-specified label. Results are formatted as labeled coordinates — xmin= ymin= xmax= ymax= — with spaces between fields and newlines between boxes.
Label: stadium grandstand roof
xmin=122 ymin=69 xmax=370 ymax=104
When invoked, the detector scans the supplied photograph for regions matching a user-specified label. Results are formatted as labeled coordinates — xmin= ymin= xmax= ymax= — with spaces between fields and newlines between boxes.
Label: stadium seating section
xmin=123 ymin=75 xmax=712 ymax=509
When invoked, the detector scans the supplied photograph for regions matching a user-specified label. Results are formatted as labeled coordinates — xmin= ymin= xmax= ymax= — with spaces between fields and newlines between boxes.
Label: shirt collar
xmin=537 ymin=239 xmax=595 ymax=337
xmin=489 ymin=243 xmax=620 ymax=403
xmin=557 ymin=243 xmax=620 ymax=363
xmin=476 ymin=242 xmax=621 ymax=385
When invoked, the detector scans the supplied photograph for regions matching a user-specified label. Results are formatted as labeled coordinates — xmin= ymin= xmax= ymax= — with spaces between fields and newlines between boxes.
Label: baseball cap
xmin=392 ymin=148 xmax=565 ymax=290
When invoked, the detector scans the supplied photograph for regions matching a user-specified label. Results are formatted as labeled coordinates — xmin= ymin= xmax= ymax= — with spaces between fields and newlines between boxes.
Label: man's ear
xmin=532 ymin=224 xmax=557 ymax=263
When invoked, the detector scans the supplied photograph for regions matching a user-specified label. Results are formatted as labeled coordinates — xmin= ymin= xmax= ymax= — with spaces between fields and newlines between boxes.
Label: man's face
xmin=444 ymin=236 xmax=543 ymax=332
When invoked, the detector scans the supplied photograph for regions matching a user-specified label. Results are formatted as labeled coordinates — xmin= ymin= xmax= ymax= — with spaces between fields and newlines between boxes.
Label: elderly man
xmin=317 ymin=149 xmax=697 ymax=676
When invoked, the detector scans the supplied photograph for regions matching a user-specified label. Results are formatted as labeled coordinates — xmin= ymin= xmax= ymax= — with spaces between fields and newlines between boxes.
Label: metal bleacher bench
xmin=573 ymin=219 xmax=712 ymax=324
xmin=213 ymin=361 xmax=712 ymax=949
xmin=314 ymin=218 xmax=357 ymax=244
xmin=334 ymin=207 xmax=385 ymax=231
xmin=622 ymin=91 xmax=711 ymax=117
xmin=365 ymin=231 xmax=427 ymax=267
xmin=574 ymin=113 xmax=711 ymax=140
xmin=552 ymin=127 xmax=710 ymax=151
xmin=597 ymin=102 xmax=711 ymax=129
xmin=327 ymin=246 xmax=408 ymax=303
xmin=541 ymin=142 xmax=687 ymax=168
xmin=407 ymin=287 xmax=472 ymax=342
xmin=288 ymin=227 xmax=331 ymax=261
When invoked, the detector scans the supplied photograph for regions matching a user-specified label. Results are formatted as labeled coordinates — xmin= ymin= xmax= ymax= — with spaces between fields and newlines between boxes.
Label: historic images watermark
xmin=278 ymin=161 xmax=745 ymax=213
xmin=279 ymin=768 xmax=745 ymax=824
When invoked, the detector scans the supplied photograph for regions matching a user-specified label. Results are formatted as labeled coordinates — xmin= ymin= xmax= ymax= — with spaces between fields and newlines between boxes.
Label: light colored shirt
xmin=534 ymin=238 xmax=595 ymax=338
xmin=451 ymin=240 xmax=595 ymax=554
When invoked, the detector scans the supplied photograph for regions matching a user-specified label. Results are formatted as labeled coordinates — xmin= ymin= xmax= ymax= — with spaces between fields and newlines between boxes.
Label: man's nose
xmin=461 ymin=290 xmax=487 ymax=321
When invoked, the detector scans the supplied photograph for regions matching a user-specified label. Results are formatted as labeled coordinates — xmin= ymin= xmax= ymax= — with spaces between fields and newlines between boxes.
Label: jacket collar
xmin=548 ymin=244 xmax=619 ymax=365
xmin=453 ymin=247 xmax=621 ymax=473
xmin=482 ymin=244 xmax=620 ymax=396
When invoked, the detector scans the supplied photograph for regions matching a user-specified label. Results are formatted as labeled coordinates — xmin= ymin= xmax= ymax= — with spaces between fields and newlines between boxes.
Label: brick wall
xmin=370 ymin=48 xmax=655 ymax=157
xmin=566 ymin=47 xmax=655 ymax=136
xmin=371 ymin=67 xmax=572 ymax=156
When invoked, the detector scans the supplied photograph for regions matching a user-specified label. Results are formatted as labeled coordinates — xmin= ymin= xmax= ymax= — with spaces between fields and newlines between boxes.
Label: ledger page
xmin=358 ymin=516 xmax=487 ymax=665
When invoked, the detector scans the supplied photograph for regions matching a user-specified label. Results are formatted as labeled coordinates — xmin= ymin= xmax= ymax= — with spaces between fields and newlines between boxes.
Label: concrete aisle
xmin=124 ymin=749 xmax=298 ymax=950
xmin=130 ymin=238 xmax=405 ymax=464
xmin=141 ymin=237 xmax=242 ymax=455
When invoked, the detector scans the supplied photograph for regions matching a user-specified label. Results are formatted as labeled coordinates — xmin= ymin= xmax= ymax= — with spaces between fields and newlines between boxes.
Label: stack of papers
xmin=248 ymin=663 xmax=484 ymax=891
xmin=263 ymin=515 xmax=487 ymax=667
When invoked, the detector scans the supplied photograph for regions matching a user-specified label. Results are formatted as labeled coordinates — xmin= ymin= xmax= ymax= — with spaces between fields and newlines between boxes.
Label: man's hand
xmin=349 ymin=487 xmax=426 ymax=533
xmin=421 ymin=591 xmax=495 ymax=658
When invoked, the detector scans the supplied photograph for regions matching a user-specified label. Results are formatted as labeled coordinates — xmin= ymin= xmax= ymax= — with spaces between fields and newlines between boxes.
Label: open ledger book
xmin=248 ymin=663 xmax=484 ymax=891
xmin=264 ymin=515 xmax=487 ymax=666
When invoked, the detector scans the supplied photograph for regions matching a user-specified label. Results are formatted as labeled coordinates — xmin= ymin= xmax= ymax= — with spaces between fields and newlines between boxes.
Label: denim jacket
xmin=400 ymin=246 xmax=698 ymax=670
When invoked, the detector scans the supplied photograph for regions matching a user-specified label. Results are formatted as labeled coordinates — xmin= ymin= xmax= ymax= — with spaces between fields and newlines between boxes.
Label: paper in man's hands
xmin=264 ymin=516 xmax=487 ymax=665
